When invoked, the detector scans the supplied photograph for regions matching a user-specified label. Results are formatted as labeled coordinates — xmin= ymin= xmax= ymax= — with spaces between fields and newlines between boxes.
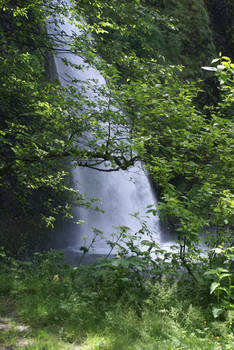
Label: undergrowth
xmin=0 ymin=249 xmax=233 ymax=350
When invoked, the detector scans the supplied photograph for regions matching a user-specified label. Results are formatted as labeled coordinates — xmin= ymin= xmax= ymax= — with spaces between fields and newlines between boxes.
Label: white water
xmin=47 ymin=0 xmax=174 ymax=256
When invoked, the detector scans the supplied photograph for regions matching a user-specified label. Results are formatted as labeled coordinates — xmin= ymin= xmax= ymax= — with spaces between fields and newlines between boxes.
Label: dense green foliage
xmin=0 ymin=0 xmax=72 ymax=252
xmin=0 ymin=1 xmax=233 ymax=343
xmin=0 ymin=0 xmax=233 ymax=253
xmin=0 ymin=250 xmax=233 ymax=349
xmin=77 ymin=0 xmax=216 ymax=75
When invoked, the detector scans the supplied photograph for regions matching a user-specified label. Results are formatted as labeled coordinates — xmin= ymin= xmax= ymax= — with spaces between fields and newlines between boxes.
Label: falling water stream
xmin=47 ymin=0 xmax=175 ymax=259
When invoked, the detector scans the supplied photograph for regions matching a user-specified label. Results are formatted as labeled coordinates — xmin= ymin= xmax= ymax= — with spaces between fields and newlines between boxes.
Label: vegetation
xmin=0 ymin=249 xmax=233 ymax=349
xmin=78 ymin=0 xmax=216 ymax=75
xmin=0 ymin=0 xmax=233 ymax=250
xmin=0 ymin=0 xmax=233 ymax=348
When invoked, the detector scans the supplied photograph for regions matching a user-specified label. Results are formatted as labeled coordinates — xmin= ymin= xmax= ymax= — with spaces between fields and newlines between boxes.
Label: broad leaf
xmin=210 ymin=282 xmax=220 ymax=294
xmin=212 ymin=307 xmax=223 ymax=319
xmin=201 ymin=66 xmax=217 ymax=71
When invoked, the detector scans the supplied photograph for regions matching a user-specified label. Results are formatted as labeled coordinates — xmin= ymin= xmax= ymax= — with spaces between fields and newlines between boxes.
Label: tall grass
xmin=0 ymin=250 xmax=233 ymax=349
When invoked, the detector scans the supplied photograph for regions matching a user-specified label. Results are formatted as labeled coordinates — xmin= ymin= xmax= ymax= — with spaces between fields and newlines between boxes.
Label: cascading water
xmin=47 ymin=0 xmax=174 ymax=258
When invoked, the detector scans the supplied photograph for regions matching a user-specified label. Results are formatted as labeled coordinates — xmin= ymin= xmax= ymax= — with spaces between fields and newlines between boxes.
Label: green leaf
xmin=80 ymin=246 xmax=89 ymax=253
xmin=218 ymin=287 xmax=229 ymax=295
xmin=217 ymin=65 xmax=226 ymax=71
xmin=204 ymin=271 xmax=216 ymax=278
xmin=230 ymin=289 xmax=234 ymax=300
xmin=211 ymin=58 xmax=220 ymax=64
xmin=212 ymin=307 xmax=223 ymax=319
xmin=220 ymin=273 xmax=232 ymax=280
xmin=201 ymin=66 xmax=217 ymax=71
xmin=213 ymin=248 xmax=223 ymax=254
xmin=141 ymin=240 xmax=154 ymax=246
xmin=210 ymin=282 xmax=220 ymax=294
xmin=221 ymin=56 xmax=230 ymax=61
xmin=120 ymin=277 xmax=130 ymax=283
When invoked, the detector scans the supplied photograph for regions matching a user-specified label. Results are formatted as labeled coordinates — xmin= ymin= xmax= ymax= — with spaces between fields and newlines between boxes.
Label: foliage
xmin=0 ymin=250 xmax=233 ymax=349
xmin=77 ymin=0 xmax=216 ymax=77
xmin=0 ymin=1 xmax=233 ymax=347
xmin=0 ymin=0 xmax=144 ymax=251
xmin=142 ymin=57 xmax=234 ymax=245
xmin=204 ymin=246 xmax=234 ymax=319
xmin=0 ymin=0 xmax=233 ymax=256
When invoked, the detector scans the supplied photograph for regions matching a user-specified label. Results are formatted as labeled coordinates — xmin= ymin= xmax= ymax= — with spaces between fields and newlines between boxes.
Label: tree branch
xmin=179 ymin=242 xmax=198 ymax=283
xmin=0 ymin=149 xmax=139 ymax=177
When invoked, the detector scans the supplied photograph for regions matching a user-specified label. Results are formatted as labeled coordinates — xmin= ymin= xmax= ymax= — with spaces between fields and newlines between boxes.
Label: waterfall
xmin=46 ymin=0 xmax=174 ymax=257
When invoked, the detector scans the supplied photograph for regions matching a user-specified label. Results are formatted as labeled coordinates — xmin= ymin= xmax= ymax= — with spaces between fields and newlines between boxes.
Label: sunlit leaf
xmin=210 ymin=282 xmax=220 ymax=294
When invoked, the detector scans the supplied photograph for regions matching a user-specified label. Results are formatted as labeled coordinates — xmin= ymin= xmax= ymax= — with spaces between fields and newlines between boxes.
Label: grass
xmin=0 ymin=307 xmax=233 ymax=350
xmin=0 ymin=251 xmax=233 ymax=350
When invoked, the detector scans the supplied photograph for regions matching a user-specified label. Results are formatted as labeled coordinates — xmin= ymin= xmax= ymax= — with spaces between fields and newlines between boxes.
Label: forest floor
xmin=0 ymin=253 xmax=233 ymax=350
xmin=0 ymin=298 xmax=233 ymax=350
xmin=0 ymin=311 xmax=83 ymax=350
